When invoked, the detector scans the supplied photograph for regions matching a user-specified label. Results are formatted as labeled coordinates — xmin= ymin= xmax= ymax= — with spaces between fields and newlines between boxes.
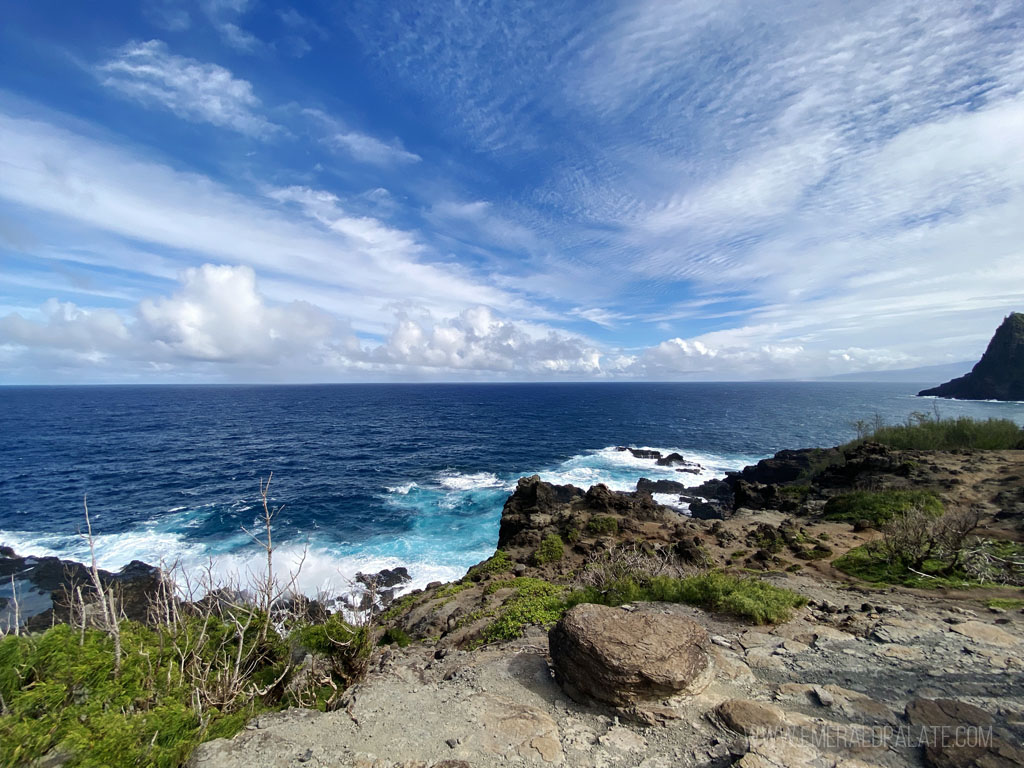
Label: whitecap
xmin=436 ymin=470 xmax=506 ymax=491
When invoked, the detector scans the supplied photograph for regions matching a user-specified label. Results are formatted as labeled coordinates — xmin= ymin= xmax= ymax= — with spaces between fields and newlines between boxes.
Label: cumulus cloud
xmin=96 ymin=40 xmax=276 ymax=136
xmin=0 ymin=265 xmax=603 ymax=379
xmin=372 ymin=306 xmax=603 ymax=374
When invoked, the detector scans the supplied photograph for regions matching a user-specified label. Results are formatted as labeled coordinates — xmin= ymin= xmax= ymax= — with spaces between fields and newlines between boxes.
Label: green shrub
xmin=850 ymin=414 xmax=1023 ymax=450
xmin=823 ymin=489 xmax=943 ymax=526
xmin=586 ymin=516 xmax=619 ymax=535
xmin=379 ymin=627 xmax=412 ymax=647
xmin=0 ymin=621 xmax=277 ymax=768
xmin=479 ymin=578 xmax=568 ymax=644
xmin=531 ymin=534 xmax=565 ymax=565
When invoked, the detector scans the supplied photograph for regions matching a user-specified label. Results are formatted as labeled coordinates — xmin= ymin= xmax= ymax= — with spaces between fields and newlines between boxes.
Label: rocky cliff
xmin=919 ymin=312 xmax=1024 ymax=401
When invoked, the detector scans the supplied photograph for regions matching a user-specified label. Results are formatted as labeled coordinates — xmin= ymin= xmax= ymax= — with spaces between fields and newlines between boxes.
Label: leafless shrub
xmin=577 ymin=542 xmax=694 ymax=591
xmin=879 ymin=504 xmax=984 ymax=575
xmin=81 ymin=495 xmax=123 ymax=676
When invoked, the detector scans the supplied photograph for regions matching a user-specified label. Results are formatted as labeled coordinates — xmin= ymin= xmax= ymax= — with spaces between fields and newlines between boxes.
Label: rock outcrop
xmin=548 ymin=603 xmax=713 ymax=709
xmin=919 ymin=312 xmax=1024 ymax=401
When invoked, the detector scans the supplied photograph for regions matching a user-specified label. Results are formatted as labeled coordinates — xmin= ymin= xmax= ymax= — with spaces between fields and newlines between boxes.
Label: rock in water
xmin=548 ymin=603 xmax=713 ymax=707
xmin=919 ymin=312 xmax=1024 ymax=401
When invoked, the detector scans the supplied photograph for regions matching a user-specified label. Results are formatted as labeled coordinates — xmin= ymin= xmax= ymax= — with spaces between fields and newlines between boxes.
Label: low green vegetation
xmin=478 ymin=578 xmax=568 ymax=644
xmin=378 ymin=626 xmax=412 ymax=647
xmin=586 ymin=515 xmax=619 ymax=535
xmin=433 ymin=581 xmax=472 ymax=599
xmin=531 ymin=534 xmax=565 ymax=565
xmin=465 ymin=549 xmax=513 ymax=579
xmin=1 ymin=622 xmax=267 ymax=768
xmin=0 ymin=608 xmax=374 ymax=768
xmin=832 ymin=544 xmax=976 ymax=589
xmin=850 ymin=413 xmax=1023 ymax=450
xmin=823 ymin=489 xmax=943 ymax=526
xmin=566 ymin=572 xmax=807 ymax=625
xmin=476 ymin=570 xmax=807 ymax=645
xmin=986 ymin=597 xmax=1024 ymax=611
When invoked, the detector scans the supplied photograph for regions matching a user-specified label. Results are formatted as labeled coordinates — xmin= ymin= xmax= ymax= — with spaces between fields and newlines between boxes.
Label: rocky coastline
xmin=4 ymin=436 xmax=1024 ymax=768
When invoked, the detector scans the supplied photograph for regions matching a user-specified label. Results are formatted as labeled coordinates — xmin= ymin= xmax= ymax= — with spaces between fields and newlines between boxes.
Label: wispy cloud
xmin=96 ymin=40 xmax=276 ymax=136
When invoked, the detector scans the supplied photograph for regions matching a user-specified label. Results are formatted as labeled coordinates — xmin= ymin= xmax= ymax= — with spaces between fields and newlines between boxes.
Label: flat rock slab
xmin=549 ymin=604 xmax=713 ymax=707
xmin=949 ymin=621 xmax=1021 ymax=648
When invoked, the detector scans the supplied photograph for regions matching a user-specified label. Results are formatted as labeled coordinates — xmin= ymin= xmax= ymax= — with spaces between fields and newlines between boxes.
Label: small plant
xmin=378 ymin=626 xmax=412 ymax=647
xmin=531 ymin=534 xmax=565 ymax=565
xmin=586 ymin=516 xmax=619 ymax=536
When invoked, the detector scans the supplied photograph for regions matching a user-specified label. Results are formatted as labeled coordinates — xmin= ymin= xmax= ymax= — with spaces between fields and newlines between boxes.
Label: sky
xmin=1 ymin=0 xmax=1023 ymax=383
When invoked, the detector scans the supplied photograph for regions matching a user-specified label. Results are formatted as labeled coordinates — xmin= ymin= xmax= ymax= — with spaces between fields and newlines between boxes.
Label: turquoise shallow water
xmin=1 ymin=382 xmax=1022 ymax=593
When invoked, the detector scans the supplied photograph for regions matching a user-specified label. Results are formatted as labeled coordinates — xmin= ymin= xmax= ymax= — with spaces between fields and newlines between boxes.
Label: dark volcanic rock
xmin=919 ymin=312 xmax=1024 ymax=402
xmin=497 ymin=475 xmax=585 ymax=549
xmin=549 ymin=603 xmax=713 ymax=708
xmin=636 ymin=477 xmax=688 ymax=495
xmin=655 ymin=452 xmax=686 ymax=466
xmin=584 ymin=484 xmax=664 ymax=521
xmin=737 ymin=448 xmax=838 ymax=485
xmin=357 ymin=567 xmax=411 ymax=590
xmin=619 ymin=447 xmax=661 ymax=460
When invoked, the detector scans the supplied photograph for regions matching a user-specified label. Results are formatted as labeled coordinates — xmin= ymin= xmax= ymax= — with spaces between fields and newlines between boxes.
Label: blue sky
xmin=1 ymin=0 xmax=1023 ymax=382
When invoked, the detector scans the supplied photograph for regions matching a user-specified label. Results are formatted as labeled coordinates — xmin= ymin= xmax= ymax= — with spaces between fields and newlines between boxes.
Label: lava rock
xmin=549 ymin=603 xmax=714 ymax=707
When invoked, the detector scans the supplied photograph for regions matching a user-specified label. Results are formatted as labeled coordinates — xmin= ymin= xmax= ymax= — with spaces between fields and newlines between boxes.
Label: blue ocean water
xmin=1 ymin=383 xmax=1022 ymax=593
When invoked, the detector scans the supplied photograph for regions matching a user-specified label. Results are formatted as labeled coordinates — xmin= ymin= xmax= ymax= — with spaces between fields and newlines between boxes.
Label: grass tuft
xmin=531 ymin=534 xmax=565 ymax=565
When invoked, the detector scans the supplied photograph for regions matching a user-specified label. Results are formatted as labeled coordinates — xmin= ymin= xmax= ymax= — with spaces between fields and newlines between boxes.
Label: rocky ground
xmin=188 ymin=443 xmax=1024 ymax=768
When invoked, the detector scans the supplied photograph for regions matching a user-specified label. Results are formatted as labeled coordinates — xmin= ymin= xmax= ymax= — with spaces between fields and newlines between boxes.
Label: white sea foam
xmin=436 ymin=470 xmax=507 ymax=491
xmin=385 ymin=482 xmax=418 ymax=495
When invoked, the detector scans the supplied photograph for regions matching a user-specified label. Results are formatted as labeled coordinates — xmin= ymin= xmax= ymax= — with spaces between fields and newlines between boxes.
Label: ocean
xmin=2 ymin=382 xmax=1022 ymax=595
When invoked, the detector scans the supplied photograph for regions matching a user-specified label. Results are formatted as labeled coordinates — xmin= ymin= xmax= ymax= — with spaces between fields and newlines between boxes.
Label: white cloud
xmin=331 ymin=131 xmax=421 ymax=165
xmin=136 ymin=264 xmax=346 ymax=362
xmin=96 ymin=40 xmax=275 ymax=136
xmin=0 ymin=112 xmax=527 ymax=329
xmin=199 ymin=0 xmax=265 ymax=52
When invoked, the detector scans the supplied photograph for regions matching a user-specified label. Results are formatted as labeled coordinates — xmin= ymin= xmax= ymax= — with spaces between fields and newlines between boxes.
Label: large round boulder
xmin=548 ymin=603 xmax=713 ymax=707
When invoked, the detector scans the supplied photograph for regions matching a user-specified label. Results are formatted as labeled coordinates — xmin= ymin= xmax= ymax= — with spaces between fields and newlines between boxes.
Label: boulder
xmin=716 ymin=699 xmax=787 ymax=737
xmin=905 ymin=697 xmax=1024 ymax=768
xmin=627 ymin=448 xmax=662 ymax=460
xmin=636 ymin=477 xmax=688 ymax=495
xmin=549 ymin=604 xmax=713 ymax=707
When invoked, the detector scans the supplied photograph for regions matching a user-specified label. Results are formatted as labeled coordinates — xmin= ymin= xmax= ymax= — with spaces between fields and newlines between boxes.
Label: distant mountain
xmin=824 ymin=361 xmax=975 ymax=383
xmin=918 ymin=313 xmax=1024 ymax=401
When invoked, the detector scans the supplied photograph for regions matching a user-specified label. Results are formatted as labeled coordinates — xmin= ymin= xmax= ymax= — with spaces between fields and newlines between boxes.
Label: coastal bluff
xmin=919 ymin=312 xmax=1024 ymax=401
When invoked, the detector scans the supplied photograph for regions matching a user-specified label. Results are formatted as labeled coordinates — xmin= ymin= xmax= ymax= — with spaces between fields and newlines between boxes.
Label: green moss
xmin=586 ymin=516 xmax=619 ymax=536
xmin=377 ymin=592 xmax=419 ymax=623
xmin=823 ymin=489 xmax=943 ymax=526
xmin=531 ymin=534 xmax=565 ymax=565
